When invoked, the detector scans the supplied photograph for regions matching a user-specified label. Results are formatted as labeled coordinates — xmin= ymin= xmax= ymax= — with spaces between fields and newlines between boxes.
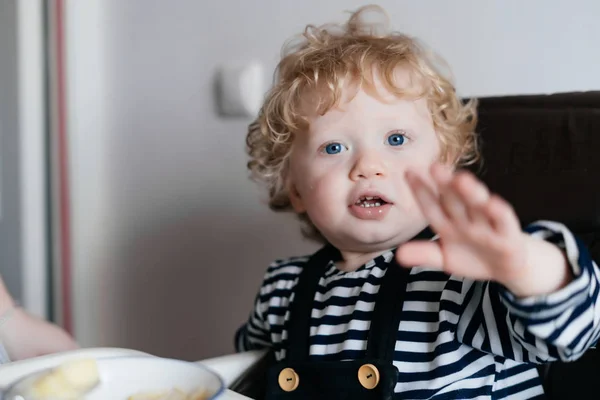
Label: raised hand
xmin=396 ymin=162 xmax=570 ymax=297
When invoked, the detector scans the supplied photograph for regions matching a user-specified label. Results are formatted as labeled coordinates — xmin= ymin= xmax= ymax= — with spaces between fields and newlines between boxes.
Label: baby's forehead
xmin=301 ymin=65 xmax=427 ymax=110
xmin=301 ymin=83 xmax=431 ymax=130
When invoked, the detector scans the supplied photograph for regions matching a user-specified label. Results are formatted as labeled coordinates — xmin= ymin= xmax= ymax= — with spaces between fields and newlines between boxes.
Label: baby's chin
xmin=330 ymin=229 xmax=413 ymax=253
xmin=326 ymin=220 xmax=428 ymax=250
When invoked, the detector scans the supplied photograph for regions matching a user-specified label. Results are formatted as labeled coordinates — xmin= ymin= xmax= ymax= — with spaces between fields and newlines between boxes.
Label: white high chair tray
xmin=0 ymin=347 xmax=251 ymax=399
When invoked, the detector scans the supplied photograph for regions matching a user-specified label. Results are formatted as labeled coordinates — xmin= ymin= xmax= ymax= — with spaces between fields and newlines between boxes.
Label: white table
xmin=0 ymin=347 xmax=265 ymax=399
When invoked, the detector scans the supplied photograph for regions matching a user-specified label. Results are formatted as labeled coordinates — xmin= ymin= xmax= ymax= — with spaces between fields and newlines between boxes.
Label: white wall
xmin=65 ymin=0 xmax=600 ymax=360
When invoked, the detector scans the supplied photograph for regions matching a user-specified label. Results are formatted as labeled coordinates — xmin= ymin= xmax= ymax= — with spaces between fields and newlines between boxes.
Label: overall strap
xmin=286 ymin=226 xmax=436 ymax=363
xmin=365 ymin=260 xmax=409 ymax=361
xmin=285 ymin=244 xmax=339 ymax=363
xmin=366 ymin=226 xmax=436 ymax=361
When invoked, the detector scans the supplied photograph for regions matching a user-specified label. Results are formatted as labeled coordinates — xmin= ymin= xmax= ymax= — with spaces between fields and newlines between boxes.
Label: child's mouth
xmin=354 ymin=196 xmax=389 ymax=208
xmin=349 ymin=195 xmax=392 ymax=220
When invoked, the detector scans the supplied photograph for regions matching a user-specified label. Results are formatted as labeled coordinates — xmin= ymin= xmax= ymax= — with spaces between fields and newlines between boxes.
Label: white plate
xmin=2 ymin=356 xmax=226 ymax=399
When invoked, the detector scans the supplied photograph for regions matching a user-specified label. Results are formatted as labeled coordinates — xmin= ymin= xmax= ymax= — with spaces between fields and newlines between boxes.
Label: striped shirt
xmin=236 ymin=221 xmax=600 ymax=399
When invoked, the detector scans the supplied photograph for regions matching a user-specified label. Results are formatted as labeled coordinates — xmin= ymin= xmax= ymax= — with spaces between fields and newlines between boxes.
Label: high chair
xmin=473 ymin=91 xmax=600 ymax=399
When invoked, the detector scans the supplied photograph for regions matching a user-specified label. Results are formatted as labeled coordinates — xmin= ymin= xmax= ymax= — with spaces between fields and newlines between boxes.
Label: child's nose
xmin=349 ymin=150 xmax=387 ymax=181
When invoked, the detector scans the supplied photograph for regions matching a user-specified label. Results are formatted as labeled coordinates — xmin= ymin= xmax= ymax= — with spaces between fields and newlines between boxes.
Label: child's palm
xmin=397 ymin=163 xmax=529 ymax=284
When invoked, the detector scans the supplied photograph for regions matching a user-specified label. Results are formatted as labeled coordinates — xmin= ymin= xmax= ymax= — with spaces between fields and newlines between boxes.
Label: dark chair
xmin=474 ymin=91 xmax=600 ymax=399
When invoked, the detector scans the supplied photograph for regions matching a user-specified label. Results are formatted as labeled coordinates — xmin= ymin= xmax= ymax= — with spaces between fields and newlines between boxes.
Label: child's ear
xmin=288 ymin=181 xmax=306 ymax=213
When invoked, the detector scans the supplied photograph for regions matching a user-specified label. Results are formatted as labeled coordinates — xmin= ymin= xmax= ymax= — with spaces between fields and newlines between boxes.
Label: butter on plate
xmin=31 ymin=358 xmax=99 ymax=399
xmin=20 ymin=357 xmax=212 ymax=400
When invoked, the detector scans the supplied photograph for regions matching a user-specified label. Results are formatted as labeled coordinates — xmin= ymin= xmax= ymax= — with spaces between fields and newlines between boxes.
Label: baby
xmin=236 ymin=5 xmax=600 ymax=399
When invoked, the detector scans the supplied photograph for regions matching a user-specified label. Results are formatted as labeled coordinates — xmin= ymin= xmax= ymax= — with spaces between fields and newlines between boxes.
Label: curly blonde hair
xmin=246 ymin=5 xmax=480 ymax=242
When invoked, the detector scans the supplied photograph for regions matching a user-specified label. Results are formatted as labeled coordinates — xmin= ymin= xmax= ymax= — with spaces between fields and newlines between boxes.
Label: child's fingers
xmin=396 ymin=241 xmax=443 ymax=269
xmin=430 ymin=162 xmax=453 ymax=185
xmin=431 ymin=164 xmax=469 ymax=225
xmin=440 ymin=190 xmax=469 ymax=226
xmin=452 ymin=170 xmax=490 ymax=208
xmin=451 ymin=171 xmax=491 ymax=227
xmin=405 ymin=170 xmax=451 ymax=235
xmin=483 ymin=194 xmax=521 ymax=236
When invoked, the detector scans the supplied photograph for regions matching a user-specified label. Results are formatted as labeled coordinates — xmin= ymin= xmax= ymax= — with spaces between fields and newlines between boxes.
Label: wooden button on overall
xmin=358 ymin=363 xmax=380 ymax=389
xmin=278 ymin=367 xmax=300 ymax=392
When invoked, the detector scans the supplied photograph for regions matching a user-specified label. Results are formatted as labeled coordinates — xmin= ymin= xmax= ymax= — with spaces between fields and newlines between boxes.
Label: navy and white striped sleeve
xmin=235 ymin=288 xmax=272 ymax=353
xmin=235 ymin=258 xmax=297 ymax=353
xmin=456 ymin=220 xmax=600 ymax=363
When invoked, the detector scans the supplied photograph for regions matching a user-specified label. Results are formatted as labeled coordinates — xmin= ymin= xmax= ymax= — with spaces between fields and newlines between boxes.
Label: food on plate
xmin=128 ymin=388 xmax=209 ymax=400
xmin=30 ymin=358 xmax=100 ymax=399
xmin=22 ymin=358 xmax=211 ymax=400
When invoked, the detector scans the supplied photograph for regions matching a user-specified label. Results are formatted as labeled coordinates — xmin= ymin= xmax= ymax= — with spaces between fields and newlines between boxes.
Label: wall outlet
xmin=216 ymin=61 xmax=264 ymax=118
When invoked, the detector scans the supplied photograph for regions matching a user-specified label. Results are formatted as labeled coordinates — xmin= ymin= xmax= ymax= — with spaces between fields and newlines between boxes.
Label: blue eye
xmin=323 ymin=142 xmax=346 ymax=154
xmin=387 ymin=133 xmax=406 ymax=146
